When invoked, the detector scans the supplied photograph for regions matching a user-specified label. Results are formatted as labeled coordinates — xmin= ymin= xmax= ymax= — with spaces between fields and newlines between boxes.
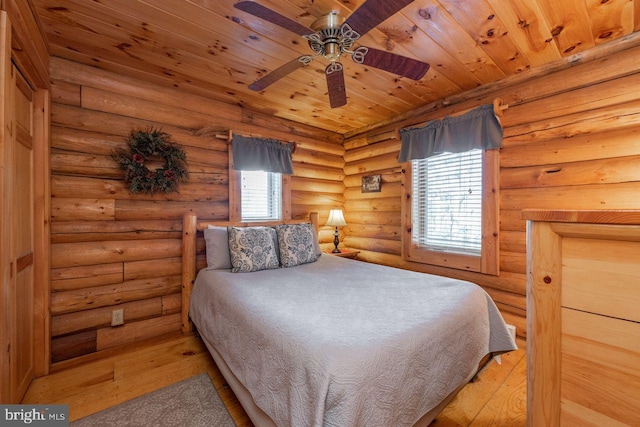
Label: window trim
xmin=229 ymin=143 xmax=291 ymax=222
xmin=401 ymin=148 xmax=499 ymax=275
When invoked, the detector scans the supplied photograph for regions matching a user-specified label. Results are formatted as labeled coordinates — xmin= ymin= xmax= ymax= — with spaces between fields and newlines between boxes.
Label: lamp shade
xmin=326 ymin=209 xmax=347 ymax=227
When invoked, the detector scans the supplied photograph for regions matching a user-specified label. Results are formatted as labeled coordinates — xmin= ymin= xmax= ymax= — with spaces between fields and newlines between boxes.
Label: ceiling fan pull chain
xmin=351 ymin=47 xmax=369 ymax=64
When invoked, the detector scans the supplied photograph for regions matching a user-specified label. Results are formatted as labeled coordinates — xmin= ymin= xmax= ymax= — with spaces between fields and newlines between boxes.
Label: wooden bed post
xmin=181 ymin=213 xmax=197 ymax=333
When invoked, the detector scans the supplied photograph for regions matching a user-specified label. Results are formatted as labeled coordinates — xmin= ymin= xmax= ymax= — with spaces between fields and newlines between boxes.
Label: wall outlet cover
xmin=111 ymin=308 xmax=124 ymax=326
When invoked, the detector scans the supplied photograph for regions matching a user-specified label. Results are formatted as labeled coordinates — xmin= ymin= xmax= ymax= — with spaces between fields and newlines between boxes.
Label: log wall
xmin=50 ymin=36 xmax=640 ymax=360
xmin=49 ymin=57 xmax=343 ymax=363
xmin=342 ymin=42 xmax=640 ymax=338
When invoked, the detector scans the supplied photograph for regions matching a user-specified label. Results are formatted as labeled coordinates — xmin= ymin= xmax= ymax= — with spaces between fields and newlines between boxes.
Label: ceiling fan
xmin=234 ymin=0 xmax=430 ymax=108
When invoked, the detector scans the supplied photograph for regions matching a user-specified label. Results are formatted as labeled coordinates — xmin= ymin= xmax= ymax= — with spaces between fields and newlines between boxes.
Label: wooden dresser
xmin=524 ymin=210 xmax=640 ymax=427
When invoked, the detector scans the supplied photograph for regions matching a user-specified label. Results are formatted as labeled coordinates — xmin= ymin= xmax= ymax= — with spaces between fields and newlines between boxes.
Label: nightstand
xmin=324 ymin=249 xmax=360 ymax=260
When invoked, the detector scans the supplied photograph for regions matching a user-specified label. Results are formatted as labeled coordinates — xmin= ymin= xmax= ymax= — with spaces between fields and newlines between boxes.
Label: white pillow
xmin=203 ymin=226 xmax=232 ymax=270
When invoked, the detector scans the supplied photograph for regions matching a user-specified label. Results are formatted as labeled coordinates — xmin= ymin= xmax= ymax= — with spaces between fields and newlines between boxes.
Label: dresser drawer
xmin=562 ymin=237 xmax=640 ymax=323
xmin=561 ymin=308 xmax=640 ymax=425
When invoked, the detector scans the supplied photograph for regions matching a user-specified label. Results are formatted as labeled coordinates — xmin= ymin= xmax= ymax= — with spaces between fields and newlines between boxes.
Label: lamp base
xmin=332 ymin=226 xmax=341 ymax=253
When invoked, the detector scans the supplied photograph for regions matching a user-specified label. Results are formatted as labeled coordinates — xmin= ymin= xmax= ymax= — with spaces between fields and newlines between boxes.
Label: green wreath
xmin=113 ymin=128 xmax=188 ymax=194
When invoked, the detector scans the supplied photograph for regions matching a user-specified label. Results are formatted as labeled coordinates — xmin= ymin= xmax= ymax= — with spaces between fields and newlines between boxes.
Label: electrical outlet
xmin=111 ymin=308 xmax=124 ymax=326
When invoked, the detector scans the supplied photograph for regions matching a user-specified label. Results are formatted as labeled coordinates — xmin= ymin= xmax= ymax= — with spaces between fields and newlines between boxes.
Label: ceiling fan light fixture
xmin=323 ymin=42 xmax=341 ymax=61
xmin=304 ymin=10 xmax=360 ymax=62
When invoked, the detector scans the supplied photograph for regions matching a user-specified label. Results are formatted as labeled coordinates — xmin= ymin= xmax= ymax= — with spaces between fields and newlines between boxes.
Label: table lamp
xmin=326 ymin=209 xmax=347 ymax=253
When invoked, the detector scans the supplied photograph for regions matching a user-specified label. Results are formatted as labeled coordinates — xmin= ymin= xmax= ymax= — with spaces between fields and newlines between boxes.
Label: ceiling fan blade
xmin=248 ymin=57 xmax=308 ymax=91
xmin=325 ymin=63 xmax=347 ymax=108
xmin=234 ymin=1 xmax=312 ymax=37
xmin=354 ymin=47 xmax=429 ymax=80
xmin=344 ymin=0 xmax=415 ymax=37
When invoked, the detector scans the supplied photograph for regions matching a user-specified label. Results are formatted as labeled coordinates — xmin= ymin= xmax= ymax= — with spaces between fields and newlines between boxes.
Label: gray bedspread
xmin=190 ymin=255 xmax=517 ymax=427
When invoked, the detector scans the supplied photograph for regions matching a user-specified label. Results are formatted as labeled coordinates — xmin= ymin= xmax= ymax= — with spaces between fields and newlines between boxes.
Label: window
xmin=412 ymin=149 xmax=482 ymax=255
xmin=403 ymin=149 xmax=498 ymax=275
xmin=240 ymin=170 xmax=282 ymax=221
xmin=228 ymin=135 xmax=293 ymax=222
xmin=229 ymin=167 xmax=290 ymax=222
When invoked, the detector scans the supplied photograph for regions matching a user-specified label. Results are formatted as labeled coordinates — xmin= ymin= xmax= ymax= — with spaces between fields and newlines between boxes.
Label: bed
xmin=181 ymin=212 xmax=517 ymax=427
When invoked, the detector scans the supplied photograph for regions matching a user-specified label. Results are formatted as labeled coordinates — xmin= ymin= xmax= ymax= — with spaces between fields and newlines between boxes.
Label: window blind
xmin=241 ymin=170 xmax=282 ymax=221
xmin=411 ymin=149 xmax=482 ymax=255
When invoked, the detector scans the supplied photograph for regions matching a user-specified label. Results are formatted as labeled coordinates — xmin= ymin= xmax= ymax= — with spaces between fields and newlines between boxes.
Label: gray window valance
xmin=232 ymin=135 xmax=295 ymax=175
xmin=398 ymin=104 xmax=502 ymax=162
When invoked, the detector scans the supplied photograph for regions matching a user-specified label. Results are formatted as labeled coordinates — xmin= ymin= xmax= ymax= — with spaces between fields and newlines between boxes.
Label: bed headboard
xmin=181 ymin=212 xmax=320 ymax=332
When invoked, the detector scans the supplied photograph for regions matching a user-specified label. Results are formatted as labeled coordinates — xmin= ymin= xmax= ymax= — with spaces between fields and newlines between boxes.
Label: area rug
xmin=71 ymin=373 xmax=235 ymax=426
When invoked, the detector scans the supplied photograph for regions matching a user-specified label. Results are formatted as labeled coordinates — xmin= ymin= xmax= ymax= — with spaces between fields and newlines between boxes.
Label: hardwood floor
xmin=22 ymin=332 xmax=526 ymax=426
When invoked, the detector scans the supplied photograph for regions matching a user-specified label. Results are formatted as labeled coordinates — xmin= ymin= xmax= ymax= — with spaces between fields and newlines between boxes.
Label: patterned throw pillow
xmin=275 ymin=223 xmax=320 ymax=268
xmin=227 ymin=226 xmax=280 ymax=273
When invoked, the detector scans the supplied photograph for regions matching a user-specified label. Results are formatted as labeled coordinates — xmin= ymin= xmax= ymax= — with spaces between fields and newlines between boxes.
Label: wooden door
xmin=0 ymin=7 xmax=51 ymax=404
xmin=11 ymin=65 xmax=35 ymax=402
xmin=0 ymin=63 xmax=35 ymax=403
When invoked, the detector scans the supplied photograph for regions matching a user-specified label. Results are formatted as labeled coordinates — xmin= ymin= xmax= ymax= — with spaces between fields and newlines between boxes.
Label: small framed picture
xmin=361 ymin=174 xmax=382 ymax=193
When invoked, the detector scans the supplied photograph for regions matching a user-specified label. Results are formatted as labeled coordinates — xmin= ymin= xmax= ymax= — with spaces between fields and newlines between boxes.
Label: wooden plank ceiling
xmin=31 ymin=0 xmax=640 ymax=135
